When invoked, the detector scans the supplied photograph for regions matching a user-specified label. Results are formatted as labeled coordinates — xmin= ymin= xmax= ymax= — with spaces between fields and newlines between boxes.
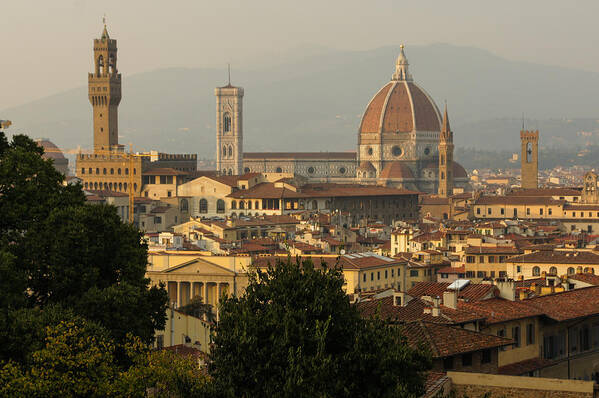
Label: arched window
xmin=276 ymin=167 xmax=282 ymax=173
xmin=532 ymin=266 xmax=540 ymax=276
xmin=228 ymin=146 xmax=233 ymax=157
xmin=217 ymin=199 xmax=225 ymax=214
xmin=125 ymin=168 xmax=129 ymax=175
xmin=133 ymin=183 xmax=137 ymax=191
xmin=181 ymin=199 xmax=189 ymax=212
xmin=230 ymin=212 xmax=237 ymax=219
xmin=108 ymin=54 xmax=116 ymax=75
xmin=199 ymin=199 xmax=208 ymax=213
xmin=244 ymin=167 xmax=250 ymax=173
xmin=133 ymin=168 xmax=137 ymax=175
xmin=248 ymin=201 xmax=252 ymax=209
xmin=123 ymin=183 xmax=127 ymax=191
xmin=96 ymin=168 xmax=100 ymax=174
xmin=81 ymin=168 xmax=85 ymax=175
xmin=239 ymin=201 xmax=245 ymax=210
xmin=97 ymin=55 xmax=104 ymax=76
xmin=118 ymin=183 xmax=122 ymax=191
xmin=94 ymin=182 xmax=98 ymax=189
xmin=549 ymin=266 xmax=557 ymax=275
xmin=255 ymin=201 xmax=259 ymax=209
xmin=110 ymin=168 xmax=114 ymax=175
xmin=567 ymin=267 xmax=575 ymax=275
xmin=223 ymin=113 xmax=231 ymax=133
xmin=84 ymin=182 xmax=88 ymax=189
xmin=228 ymin=169 xmax=233 ymax=175
xmin=103 ymin=168 xmax=107 ymax=175
xmin=222 ymin=146 xmax=227 ymax=158
xmin=312 ymin=200 xmax=318 ymax=210
xmin=118 ymin=168 xmax=121 ymax=175
xmin=89 ymin=168 xmax=92 ymax=174
xmin=231 ymin=200 xmax=237 ymax=210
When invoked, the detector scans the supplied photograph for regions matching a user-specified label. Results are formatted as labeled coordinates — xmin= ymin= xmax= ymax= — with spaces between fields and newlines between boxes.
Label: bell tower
xmin=215 ymin=68 xmax=244 ymax=176
xmin=520 ymin=130 xmax=539 ymax=189
xmin=89 ymin=20 xmax=121 ymax=152
xmin=438 ymin=104 xmax=454 ymax=198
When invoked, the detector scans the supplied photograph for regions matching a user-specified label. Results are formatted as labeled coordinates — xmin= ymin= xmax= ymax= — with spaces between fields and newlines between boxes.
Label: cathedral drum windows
xmin=424 ymin=147 xmax=430 ymax=155
xmin=392 ymin=146 xmax=402 ymax=157
xmin=308 ymin=167 xmax=315 ymax=174
xmin=276 ymin=167 xmax=283 ymax=173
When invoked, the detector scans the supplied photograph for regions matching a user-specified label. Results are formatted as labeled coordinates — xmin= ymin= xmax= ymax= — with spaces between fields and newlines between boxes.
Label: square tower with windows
xmin=520 ymin=130 xmax=539 ymax=189
xmin=88 ymin=23 xmax=121 ymax=152
xmin=215 ymin=80 xmax=244 ymax=176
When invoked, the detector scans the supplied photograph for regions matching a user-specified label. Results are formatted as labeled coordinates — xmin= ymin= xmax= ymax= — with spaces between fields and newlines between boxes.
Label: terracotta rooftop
xmin=357 ymin=296 xmax=483 ymax=325
xmin=475 ymin=195 xmax=565 ymax=206
xmin=568 ymin=272 xmax=599 ymax=285
xmin=379 ymin=162 xmax=415 ymax=180
xmin=508 ymin=188 xmax=581 ymax=197
xmin=144 ymin=167 xmax=188 ymax=176
xmin=400 ymin=321 xmax=512 ymax=358
xmin=506 ymin=250 xmax=599 ymax=265
xmin=408 ymin=281 xmax=497 ymax=303
xmin=252 ymin=253 xmax=406 ymax=271
xmin=526 ymin=285 xmax=599 ymax=321
xmin=459 ymin=298 xmax=544 ymax=324
xmin=463 ymin=246 xmax=521 ymax=255
xmin=85 ymin=189 xmax=128 ymax=198
xmin=227 ymin=182 xmax=420 ymax=199
xmin=497 ymin=357 xmax=556 ymax=376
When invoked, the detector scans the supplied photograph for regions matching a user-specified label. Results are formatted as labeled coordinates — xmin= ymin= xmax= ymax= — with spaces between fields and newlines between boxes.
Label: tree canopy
xmin=0 ymin=131 xmax=167 ymax=363
xmin=209 ymin=257 xmax=431 ymax=398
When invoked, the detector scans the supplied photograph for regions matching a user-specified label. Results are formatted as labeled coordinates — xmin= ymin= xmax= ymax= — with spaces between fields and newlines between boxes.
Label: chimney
xmin=494 ymin=279 xmax=516 ymax=301
xmin=431 ymin=296 xmax=441 ymax=317
xmin=443 ymin=290 xmax=458 ymax=310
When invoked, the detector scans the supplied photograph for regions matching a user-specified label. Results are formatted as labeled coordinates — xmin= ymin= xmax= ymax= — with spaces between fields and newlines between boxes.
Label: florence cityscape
xmin=3 ymin=1 xmax=599 ymax=397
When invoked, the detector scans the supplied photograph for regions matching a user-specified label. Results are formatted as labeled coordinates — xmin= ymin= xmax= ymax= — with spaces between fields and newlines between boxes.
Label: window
xmin=517 ymin=265 xmax=521 ymax=273
xmin=217 ymin=199 xmax=225 ymax=214
xmin=481 ymin=349 xmax=492 ymax=364
xmin=391 ymin=269 xmax=394 ymax=277
xmin=410 ymin=270 xmax=419 ymax=277
xmin=532 ymin=266 xmax=540 ymax=276
xmin=377 ymin=271 xmax=380 ymax=280
xmin=527 ymin=323 xmax=535 ymax=345
xmin=568 ymin=267 xmax=575 ymax=275
xmin=466 ymin=256 xmax=475 ymax=263
xmin=397 ymin=268 xmax=401 ymax=276
xmin=103 ymin=168 xmax=107 ymax=175
xmin=488 ymin=256 xmax=495 ymax=263
xmin=223 ymin=113 xmax=231 ymax=133
xmin=540 ymin=208 xmax=543 ymax=215
xmin=477 ymin=271 xmax=485 ymax=278
xmin=462 ymin=353 xmax=472 ymax=367
xmin=117 ymin=168 xmax=121 ymax=175
xmin=371 ymin=272 xmax=374 ymax=281
xmin=231 ymin=200 xmax=237 ymax=210
xmin=154 ymin=216 xmax=162 ymax=224
xmin=363 ymin=273 xmax=366 ymax=282
xmin=466 ymin=271 xmax=475 ymax=278
xmin=487 ymin=208 xmax=492 ymax=215
xmin=479 ymin=256 xmax=485 ymax=264
xmin=199 ymin=199 xmax=208 ymax=213
xmin=443 ymin=357 xmax=453 ymax=370
xmin=512 ymin=326 xmax=521 ymax=348
xmin=276 ymin=167 xmax=282 ymax=173
xmin=307 ymin=167 xmax=315 ymax=174
xmin=392 ymin=146 xmax=402 ymax=157
xmin=548 ymin=208 xmax=552 ymax=215
xmin=549 ymin=266 xmax=557 ymax=275
xmin=477 ymin=208 xmax=481 ymax=215
xmin=497 ymin=329 xmax=507 ymax=351
xmin=384 ymin=270 xmax=388 ymax=279
xmin=81 ymin=168 xmax=85 ymax=174
xmin=180 ymin=199 xmax=189 ymax=212
xmin=526 ymin=208 xmax=530 ymax=216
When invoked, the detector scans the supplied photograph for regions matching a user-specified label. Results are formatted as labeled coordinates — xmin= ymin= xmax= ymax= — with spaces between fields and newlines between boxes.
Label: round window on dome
xmin=339 ymin=167 xmax=346 ymax=174
xmin=244 ymin=167 xmax=250 ymax=173
xmin=276 ymin=167 xmax=283 ymax=173
xmin=308 ymin=167 xmax=315 ymax=174
xmin=424 ymin=147 xmax=430 ymax=155
xmin=368 ymin=147 xmax=373 ymax=155
xmin=392 ymin=146 xmax=402 ymax=157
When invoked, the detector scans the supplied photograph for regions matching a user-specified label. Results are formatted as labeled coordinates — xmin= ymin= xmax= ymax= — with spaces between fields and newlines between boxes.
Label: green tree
xmin=0 ymin=132 xmax=167 ymax=363
xmin=179 ymin=295 xmax=215 ymax=322
xmin=209 ymin=257 xmax=430 ymax=398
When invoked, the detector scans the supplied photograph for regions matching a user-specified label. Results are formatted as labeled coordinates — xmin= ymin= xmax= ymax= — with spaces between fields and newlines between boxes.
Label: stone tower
xmin=520 ymin=130 xmax=539 ymax=189
xmin=88 ymin=22 xmax=121 ymax=152
xmin=582 ymin=171 xmax=599 ymax=204
xmin=438 ymin=104 xmax=454 ymax=198
xmin=215 ymin=73 xmax=244 ymax=176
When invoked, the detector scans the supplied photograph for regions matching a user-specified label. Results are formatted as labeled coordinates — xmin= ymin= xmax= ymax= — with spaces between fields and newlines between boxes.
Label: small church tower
xmin=438 ymin=104 xmax=454 ymax=198
xmin=88 ymin=20 xmax=121 ymax=152
xmin=520 ymin=130 xmax=539 ymax=189
xmin=582 ymin=171 xmax=599 ymax=204
xmin=215 ymin=68 xmax=244 ymax=176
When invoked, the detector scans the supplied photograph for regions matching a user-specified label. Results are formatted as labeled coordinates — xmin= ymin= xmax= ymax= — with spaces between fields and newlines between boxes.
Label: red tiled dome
xmin=423 ymin=161 xmax=469 ymax=179
xmin=379 ymin=162 xmax=415 ymax=179
xmin=35 ymin=139 xmax=66 ymax=160
xmin=359 ymin=48 xmax=441 ymax=137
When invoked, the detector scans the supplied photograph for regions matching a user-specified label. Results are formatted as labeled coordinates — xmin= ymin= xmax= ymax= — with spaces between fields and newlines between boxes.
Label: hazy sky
xmin=3 ymin=0 xmax=599 ymax=109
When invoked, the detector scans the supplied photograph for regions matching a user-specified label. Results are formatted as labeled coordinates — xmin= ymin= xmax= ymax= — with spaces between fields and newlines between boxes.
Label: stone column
xmin=176 ymin=281 xmax=181 ymax=308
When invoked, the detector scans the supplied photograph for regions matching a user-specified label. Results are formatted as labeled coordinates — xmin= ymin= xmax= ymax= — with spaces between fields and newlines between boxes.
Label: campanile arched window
xmin=223 ymin=113 xmax=231 ymax=133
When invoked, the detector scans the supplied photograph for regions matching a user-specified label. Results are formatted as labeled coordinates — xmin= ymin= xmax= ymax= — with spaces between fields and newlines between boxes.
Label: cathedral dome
xmin=379 ymin=162 xmax=414 ymax=180
xmin=359 ymin=46 xmax=442 ymax=135
xmin=35 ymin=139 xmax=66 ymax=160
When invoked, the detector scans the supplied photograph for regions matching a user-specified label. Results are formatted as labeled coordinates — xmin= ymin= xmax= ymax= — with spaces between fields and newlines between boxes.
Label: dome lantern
xmin=392 ymin=45 xmax=412 ymax=82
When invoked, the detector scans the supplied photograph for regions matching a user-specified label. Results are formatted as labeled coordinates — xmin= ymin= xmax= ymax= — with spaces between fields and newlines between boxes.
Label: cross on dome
xmin=392 ymin=44 xmax=412 ymax=81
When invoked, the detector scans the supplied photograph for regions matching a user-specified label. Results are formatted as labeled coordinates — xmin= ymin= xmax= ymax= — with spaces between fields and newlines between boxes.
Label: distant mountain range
xmin=3 ymin=43 xmax=599 ymax=161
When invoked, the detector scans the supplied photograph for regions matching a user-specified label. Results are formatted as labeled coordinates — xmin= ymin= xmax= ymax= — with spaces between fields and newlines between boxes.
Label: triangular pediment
xmin=161 ymin=258 xmax=238 ymax=276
